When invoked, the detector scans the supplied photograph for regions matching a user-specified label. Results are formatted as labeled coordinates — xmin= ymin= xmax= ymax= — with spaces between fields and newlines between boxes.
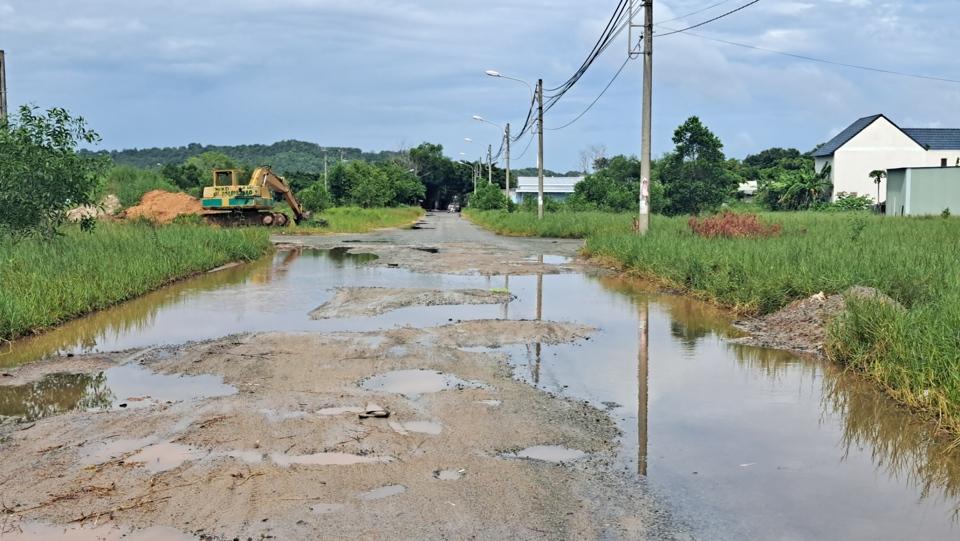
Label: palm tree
xmin=869 ymin=169 xmax=887 ymax=209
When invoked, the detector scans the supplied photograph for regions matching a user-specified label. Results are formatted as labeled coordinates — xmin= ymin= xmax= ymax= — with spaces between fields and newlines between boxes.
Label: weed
xmin=687 ymin=212 xmax=781 ymax=238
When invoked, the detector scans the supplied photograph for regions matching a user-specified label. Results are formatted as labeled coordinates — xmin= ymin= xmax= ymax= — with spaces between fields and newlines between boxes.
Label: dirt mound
xmin=310 ymin=287 xmax=514 ymax=319
xmin=125 ymin=190 xmax=202 ymax=224
xmin=731 ymin=286 xmax=899 ymax=355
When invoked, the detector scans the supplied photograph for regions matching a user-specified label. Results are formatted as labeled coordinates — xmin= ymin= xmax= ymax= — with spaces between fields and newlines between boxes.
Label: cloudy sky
xmin=2 ymin=0 xmax=958 ymax=170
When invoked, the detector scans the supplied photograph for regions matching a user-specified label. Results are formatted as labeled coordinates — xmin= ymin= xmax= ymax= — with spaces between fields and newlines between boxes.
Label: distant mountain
xmin=89 ymin=140 xmax=405 ymax=174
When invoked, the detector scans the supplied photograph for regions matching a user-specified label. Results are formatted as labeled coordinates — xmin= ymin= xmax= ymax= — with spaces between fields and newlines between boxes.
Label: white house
xmin=511 ymin=176 xmax=583 ymax=204
xmin=812 ymin=114 xmax=960 ymax=202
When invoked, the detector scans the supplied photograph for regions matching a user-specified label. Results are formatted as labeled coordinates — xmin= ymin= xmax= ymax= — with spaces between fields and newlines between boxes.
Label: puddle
xmin=389 ymin=420 xmax=443 ymax=435
xmin=0 ymin=364 xmax=236 ymax=422
xmin=361 ymin=369 xmax=486 ymax=396
xmin=358 ymin=484 xmax=406 ymax=500
xmin=0 ymin=522 xmax=196 ymax=540
xmin=5 ymin=238 xmax=960 ymax=538
xmin=128 ymin=442 xmax=206 ymax=473
xmin=433 ymin=469 xmax=465 ymax=480
xmin=506 ymin=445 xmax=587 ymax=463
xmin=524 ymin=254 xmax=572 ymax=265
xmin=269 ymin=452 xmax=393 ymax=466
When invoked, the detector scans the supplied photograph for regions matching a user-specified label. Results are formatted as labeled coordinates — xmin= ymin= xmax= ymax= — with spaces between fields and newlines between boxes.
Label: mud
xmin=309 ymin=287 xmax=513 ymax=319
xmin=0 ymin=320 xmax=667 ymax=540
xmin=731 ymin=286 xmax=898 ymax=355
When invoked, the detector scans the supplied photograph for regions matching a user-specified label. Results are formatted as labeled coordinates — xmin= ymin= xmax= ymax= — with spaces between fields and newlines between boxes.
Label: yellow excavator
xmin=200 ymin=166 xmax=310 ymax=226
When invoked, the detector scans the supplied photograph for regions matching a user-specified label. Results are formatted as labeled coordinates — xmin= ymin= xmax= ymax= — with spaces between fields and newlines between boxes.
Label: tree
xmin=185 ymin=151 xmax=237 ymax=176
xmin=659 ymin=117 xmax=735 ymax=215
xmin=869 ymin=169 xmax=886 ymax=205
xmin=298 ymin=182 xmax=332 ymax=212
xmin=377 ymin=162 xmax=425 ymax=205
xmin=758 ymin=164 xmax=832 ymax=210
xmin=0 ymin=106 xmax=107 ymax=238
xmin=469 ymin=181 xmax=510 ymax=210
xmin=565 ymin=155 xmax=665 ymax=213
xmin=408 ymin=143 xmax=471 ymax=209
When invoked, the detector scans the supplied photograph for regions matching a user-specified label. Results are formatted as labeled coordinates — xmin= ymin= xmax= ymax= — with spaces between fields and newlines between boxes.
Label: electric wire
xmin=654 ymin=0 xmax=760 ymax=37
xmin=545 ymin=56 xmax=631 ymax=131
xmin=654 ymin=0 xmax=739 ymax=25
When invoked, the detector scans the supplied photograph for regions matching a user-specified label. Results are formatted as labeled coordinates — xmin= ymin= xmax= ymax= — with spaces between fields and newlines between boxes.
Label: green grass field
xmin=280 ymin=206 xmax=424 ymax=234
xmin=467 ymin=209 xmax=960 ymax=436
xmin=0 ymin=222 xmax=271 ymax=341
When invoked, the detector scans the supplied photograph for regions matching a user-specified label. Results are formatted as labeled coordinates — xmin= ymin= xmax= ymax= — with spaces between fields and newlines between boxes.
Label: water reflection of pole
xmin=638 ymin=301 xmax=649 ymax=476
xmin=534 ymin=255 xmax=543 ymax=385
xmin=502 ymin=275 xmax=510 ymax=319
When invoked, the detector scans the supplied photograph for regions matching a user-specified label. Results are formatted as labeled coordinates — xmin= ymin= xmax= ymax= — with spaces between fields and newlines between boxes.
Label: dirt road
xmin=0 ymin=213 xmax=687 ymax=540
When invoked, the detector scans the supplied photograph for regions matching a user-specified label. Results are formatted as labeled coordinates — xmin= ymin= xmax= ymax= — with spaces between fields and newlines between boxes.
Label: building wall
xmin=885 ymin=170 xmax=906 ymax=216
xmin=832 ymin=117 xmax=926 ymax=202
xmin=905 ymin=168 xmax=960 ymax=216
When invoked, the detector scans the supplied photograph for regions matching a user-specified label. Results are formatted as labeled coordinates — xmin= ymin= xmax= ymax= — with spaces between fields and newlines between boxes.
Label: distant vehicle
xmin=447 ymin=203 xmax=460 ymax=213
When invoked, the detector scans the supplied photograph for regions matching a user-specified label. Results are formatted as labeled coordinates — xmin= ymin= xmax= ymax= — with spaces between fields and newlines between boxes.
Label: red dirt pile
xmin=125 ymin=190 xmax=202 ymax=224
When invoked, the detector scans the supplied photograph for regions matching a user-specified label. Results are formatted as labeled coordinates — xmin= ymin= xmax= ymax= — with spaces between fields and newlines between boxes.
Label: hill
xmin=91 ymin=140 xmax=405 ymax=174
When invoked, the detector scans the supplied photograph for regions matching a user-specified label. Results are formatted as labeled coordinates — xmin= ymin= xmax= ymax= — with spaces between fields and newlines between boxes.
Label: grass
xmin=463 ymin=209 xmax=632 ymax=238
xmin=0 ymin=222 xmax=271 ymax=341
xmin=468 ymin=209 xmax=960 ymax=436
xmin=281 ymin=206 xmax=424 ymax=234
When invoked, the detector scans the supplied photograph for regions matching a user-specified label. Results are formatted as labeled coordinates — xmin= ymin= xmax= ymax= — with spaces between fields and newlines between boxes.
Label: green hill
xmin=90 ymin=140 xmax=404 ymax=174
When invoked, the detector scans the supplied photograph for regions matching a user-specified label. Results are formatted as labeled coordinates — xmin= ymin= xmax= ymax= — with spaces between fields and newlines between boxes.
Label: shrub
xmin=298 ymin=182 xmax=333 ymax=212
xmin=687 ymin=211 xmax=781 ymax=238
xmin=469 ymin=182 xmax=510 ymax=210
xmin=102 ymin=165 xmax=179 ymax=208
xmin=0 ymin=106 xmax=107 ymax=239
xmin=825 ymin=192 xmax=873 ymax=212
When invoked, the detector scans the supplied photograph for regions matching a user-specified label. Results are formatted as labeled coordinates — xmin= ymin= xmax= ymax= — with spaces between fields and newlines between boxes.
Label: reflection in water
xmin=825 ymin=367 xmax=960 ymax=512
xmin=0 ymin=372 xmax=112 ymax=421
xmin=638 ymin=301 xmax=649 ymax=476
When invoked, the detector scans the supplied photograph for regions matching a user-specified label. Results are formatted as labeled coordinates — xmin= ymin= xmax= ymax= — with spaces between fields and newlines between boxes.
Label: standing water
xmin=3 ymin=248 xmax=959 ymax=539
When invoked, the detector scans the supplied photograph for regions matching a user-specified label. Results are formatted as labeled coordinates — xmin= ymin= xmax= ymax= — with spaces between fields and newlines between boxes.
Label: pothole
xmin=358 ymin=484 xmax=406 ymax=500
xmin=433 ymin=469 xmax=465 ymax=480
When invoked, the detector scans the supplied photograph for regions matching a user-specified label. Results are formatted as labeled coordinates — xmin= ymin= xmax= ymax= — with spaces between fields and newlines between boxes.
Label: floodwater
xmin=4 ymin=248 xmax=960 ymax=539
xmin=509 ymin=445 xmax=587 ymax=463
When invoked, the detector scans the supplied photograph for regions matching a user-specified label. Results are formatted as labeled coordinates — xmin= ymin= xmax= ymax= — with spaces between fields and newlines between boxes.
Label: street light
xmin=473 ymin=115 xmax=511 ymax=199
xmin=487 ymin=69 xmax=543 ymax=219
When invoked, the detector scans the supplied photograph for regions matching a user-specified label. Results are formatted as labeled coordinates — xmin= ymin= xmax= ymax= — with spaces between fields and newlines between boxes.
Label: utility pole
xmin=536 ymin=78 xmax=545 ymax=220
xmin=487 ymin=144 xmax=493 ymax=185
xmin=323 ymin=153 xmax=329 ymax=190
xmin=637 ymin=0 xmax=653 ymax=234
xmin=0 ymin=50 xmax=7 ymax=121
xmin=504 ymin=123 xmax=511 ymax=202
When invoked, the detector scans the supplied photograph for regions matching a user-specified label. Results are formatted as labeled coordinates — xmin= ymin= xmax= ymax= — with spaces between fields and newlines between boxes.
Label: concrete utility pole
xmin=504 ymin=123 xmax=511 ymax=202
xmin=0 ymin=50 xmax=7 ymax=121
xmin=323 ymin=152 xmax=329 ymax=190
xmin=536 ymin=78 xmax=545 ymax=220
xmin=637 ymin=0 xmax=653 ymax=235
xmin=487 ymin=144 xmax=493 ymax=185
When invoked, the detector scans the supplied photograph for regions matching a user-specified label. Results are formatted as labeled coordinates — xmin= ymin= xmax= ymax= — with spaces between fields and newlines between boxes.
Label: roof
xmin=812 ymin=115 xmax=886 ymax=157
xmin=901 ymin=129 xmax=960 ymax=151
xmin=515 ymin=176 xmax=582 ymax=194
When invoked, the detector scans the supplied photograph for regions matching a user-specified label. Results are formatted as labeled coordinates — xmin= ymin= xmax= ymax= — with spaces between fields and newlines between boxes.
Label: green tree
xmin=160 ymin=162 xmax=204 ymax=190
xmin=659 ymin=116 xmax=735 ymax=215
xmin=350 ymin=163 xmax=394 ymax=207
xmin=759 ymin=164 xmax=832 ymax=210
xmin=326 ymin=162 xmax=355 ymax=205
xmin=298 ymin=182 xmax=332 ymax=212
xmin=0 ymin=106 xmax=107 ymax=238
xmin=185 ymin=151 xmax=238 ymax=177
xmin=377 ymin=162 xmax=425 ymax=205
xmin=869 ymin=169 xmax=886 ymax=205
xmin=469 ymin=181 xmax=510 ymax=210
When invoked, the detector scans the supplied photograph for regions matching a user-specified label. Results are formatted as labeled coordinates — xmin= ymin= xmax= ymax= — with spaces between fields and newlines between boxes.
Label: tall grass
xmin=0 ymin=222 xmax=271 ymax=341
xmin=469 ymin=209 xmax=960 ymax=434
xmin=283 ymin=206 xmax=424 ymax=234
xmin=99 ymin=165 xmax=179 ymax=208
xmin=464 ymin=209 xmax=632 ymax=238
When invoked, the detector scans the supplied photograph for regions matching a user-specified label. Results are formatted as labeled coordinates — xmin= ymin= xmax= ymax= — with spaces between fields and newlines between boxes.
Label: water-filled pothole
xmin=504 ymin=445 xmax=587 ymax=463
xmin=358 ymin=484 xmax=406 ymax=500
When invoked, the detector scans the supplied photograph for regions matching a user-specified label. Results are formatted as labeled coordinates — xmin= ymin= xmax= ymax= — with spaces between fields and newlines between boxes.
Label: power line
xmin=668 ymin=29 xmax=960 ymax=85
xmin=546 ymin=56 xmax=631 ymax=131
xmin=654 ymin=0 xmax=739 ymax=25
xmin=654 ymin=0 xmax=760 ymax=37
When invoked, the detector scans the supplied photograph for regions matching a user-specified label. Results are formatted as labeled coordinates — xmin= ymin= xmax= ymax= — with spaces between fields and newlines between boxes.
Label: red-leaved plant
xmin=688 ymin=211 xmax=781 ymax=239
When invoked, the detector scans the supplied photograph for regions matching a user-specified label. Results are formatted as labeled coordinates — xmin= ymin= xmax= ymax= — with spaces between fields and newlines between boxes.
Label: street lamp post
xmin=473 ymin=115 xmax=511 ymax=203
xmin=487 ymin=69 xmax=542 ymax=219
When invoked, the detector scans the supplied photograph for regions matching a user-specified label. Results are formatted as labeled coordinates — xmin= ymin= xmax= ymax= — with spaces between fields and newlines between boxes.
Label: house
xmin=812 ymin=115 xmax=960 ymax=202
xmin=511 ymin=176 xmax=583 ymax=204
xmin=886 ymin=167 xmax=960 ymax=216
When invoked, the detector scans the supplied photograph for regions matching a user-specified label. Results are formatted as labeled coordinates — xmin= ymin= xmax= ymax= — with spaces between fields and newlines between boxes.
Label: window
xmin=942 ymin=158 xmax=948 ymax=167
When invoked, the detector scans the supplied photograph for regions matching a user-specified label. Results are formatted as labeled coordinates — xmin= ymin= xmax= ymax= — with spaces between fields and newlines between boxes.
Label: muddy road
xmin=3 ymin=213 xmax=960 ymax=540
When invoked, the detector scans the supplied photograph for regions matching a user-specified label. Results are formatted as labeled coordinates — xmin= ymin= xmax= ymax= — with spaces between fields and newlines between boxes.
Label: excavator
xmin=200 ymin=166 xmax=310 ymax=227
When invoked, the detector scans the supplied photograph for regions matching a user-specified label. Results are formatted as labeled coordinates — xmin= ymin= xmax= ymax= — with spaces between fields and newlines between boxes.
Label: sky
xmin=2 ymin=0 xmax=958 ymax=171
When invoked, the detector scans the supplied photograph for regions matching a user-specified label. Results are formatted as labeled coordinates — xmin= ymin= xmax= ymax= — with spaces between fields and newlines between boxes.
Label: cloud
xmin=1 ymin=0 xmax=957 ymax=168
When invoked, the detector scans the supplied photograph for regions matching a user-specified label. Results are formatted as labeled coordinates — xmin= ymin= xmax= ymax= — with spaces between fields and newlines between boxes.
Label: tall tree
xmin=659 ymin=116 xmax=735 ymax=215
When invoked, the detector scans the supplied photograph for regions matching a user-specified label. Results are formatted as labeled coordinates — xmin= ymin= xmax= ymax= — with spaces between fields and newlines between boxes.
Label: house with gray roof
xmin=812 ymin=115 xmax=960 ymax=202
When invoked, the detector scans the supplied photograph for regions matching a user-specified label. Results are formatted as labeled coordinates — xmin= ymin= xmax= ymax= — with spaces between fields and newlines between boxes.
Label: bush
xmin=298 ymin=182 xmax=333 ymax=212
xmin=101 ymin=165 xmax=180 ymax=208
xmin=0 ymin=106 xmax=107 ymax=239
xmin=824 ymin=192 xmax=873 ymax=212
xmin=687 ymin=211 xmax=781 ymax=238
xmin=469 ymin=182 xmax=510 ymax=210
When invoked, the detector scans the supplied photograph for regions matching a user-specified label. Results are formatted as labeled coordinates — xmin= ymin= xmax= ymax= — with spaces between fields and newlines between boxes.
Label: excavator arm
xmin=250 ymin=167 xmax=311 ymax=224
